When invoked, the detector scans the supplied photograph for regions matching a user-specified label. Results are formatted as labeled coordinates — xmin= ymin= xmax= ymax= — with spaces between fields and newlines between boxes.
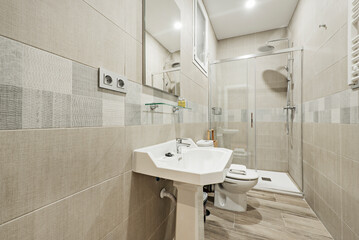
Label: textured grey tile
xmin=177 ymin=110 xmax=183 ymax=123
xmin=309 ymin=101 xmax=318 ymax=112
xmin=0 ymin=84 xmax=22 ymax=130
xmin=153 ymin=112 xmax=164 ymax=125
xmin=228 ymin=112 xmax=234 ymax=122
xmin=72 ymin=95 xmax=102 ymax=127
xmin=125 ymin=81 xmax=142 ymax=104
xmin=22 ymin=88 xmax=53 ymax=129
xmin=124 ymin=81 xmax=141 ymax=125
xmin=22 ymin=45 xmax=72 ymax=94
xmin=0 ymin=36 xmax=23 ymax=87
xmin=350 ymin=106 xmax=358 ymax=124
xmin=53 ymin=93 xmax=71 ymax=128
xmin=331 ymin=108 xmax=340 ymax=123
xmin=324 ymin=96 xmax=331 ymax=110
xmin=340 ymin=107 xmax=351 ymax=124
xmin=102 ymin=98 xmax=125 ymax=126
xmin=318 ymin=110 xmax=331 ymax=123
xmin=125 ymin=103 xmax=141 ymax=126
xmin=22 ymin=88 xmax=42 ymax=129
xmin=313 ymin=111 xmax=318 ymax=123
xmin=340 ymin=91 xmax=351 ymax=108
xmin=72 ymin=62 xmax=101 ymax=98
xmin=41 ymin=91 xmax=53 ymax=128
xmin=331 ymin=93 xmax=340 ymax=109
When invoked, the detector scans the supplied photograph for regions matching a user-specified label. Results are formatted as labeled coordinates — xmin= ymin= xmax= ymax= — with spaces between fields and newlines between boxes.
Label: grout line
xmin=302 ymin=197 xmax=335 ymax=240
xmin=81 ymin=0 xmax=142 ymax=45
xmin=146 ymin=208 xmax=177 ymax=240
xmin=0 ymin=171 xmax=130 ymax=227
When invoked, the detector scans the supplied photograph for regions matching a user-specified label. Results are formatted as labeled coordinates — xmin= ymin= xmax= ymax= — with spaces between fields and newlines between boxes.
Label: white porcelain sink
xmin=133 ymin=138 xmax=233 ymax=240
xmin=133 ymin=139 xmax=233 ymax=185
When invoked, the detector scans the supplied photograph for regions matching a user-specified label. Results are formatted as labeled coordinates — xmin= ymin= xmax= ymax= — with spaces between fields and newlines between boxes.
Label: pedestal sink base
xmin=173 ymin=182 xmax=204 ymax=240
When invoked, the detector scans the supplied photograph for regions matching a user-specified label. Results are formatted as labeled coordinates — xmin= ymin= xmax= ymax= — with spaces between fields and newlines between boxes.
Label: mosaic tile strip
xmin=0 ymin=35 xmax=209 ymax=130
xmin=303 ymin=89 xmax=359 ymax=124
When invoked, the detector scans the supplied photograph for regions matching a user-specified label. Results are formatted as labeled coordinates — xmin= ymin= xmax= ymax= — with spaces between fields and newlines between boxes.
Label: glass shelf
xmin=145 ymin=102 xmax=192 ymax=112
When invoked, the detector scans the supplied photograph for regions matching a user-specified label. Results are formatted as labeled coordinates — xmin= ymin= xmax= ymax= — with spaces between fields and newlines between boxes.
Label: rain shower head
xmin=258 ymin=44 xmax=275 ymax=52
xmin=258 ymin=38 xmax=290 ymax=52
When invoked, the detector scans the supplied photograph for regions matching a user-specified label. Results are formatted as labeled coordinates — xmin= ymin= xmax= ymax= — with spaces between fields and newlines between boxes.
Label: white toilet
xmin=196 ymin=140 xmax=259 ymax=213
xmin=214 ymin=164 xmax=258 ymax=212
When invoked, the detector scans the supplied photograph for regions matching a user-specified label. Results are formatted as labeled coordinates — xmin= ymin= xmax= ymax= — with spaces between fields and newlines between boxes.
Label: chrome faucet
xmin=176 ymin=138 xmax=191 ymax=154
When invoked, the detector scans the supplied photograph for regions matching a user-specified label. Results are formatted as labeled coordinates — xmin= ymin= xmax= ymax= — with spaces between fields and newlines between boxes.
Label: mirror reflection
xmin=144 ymin=0 xmax=181 ymax=96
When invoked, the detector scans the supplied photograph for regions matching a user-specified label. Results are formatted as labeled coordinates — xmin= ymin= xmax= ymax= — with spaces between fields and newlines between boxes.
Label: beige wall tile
xmin=0 ymin=0 xmax=127 ymax=74
xmin=341 ymin=156 xmax=359 ymax=236
xmin=312 ymin=123 xmax=340 ymax=154
xmin=125 ymin=35 xmax=143 ymax=84
xmin=0 ymin=176 xmax=123 ymax=240
xmin=0 ymin=127 xmax=126 ymax=224
xmin=314 ymin=193 xmax=341 ymax=240
xmin=315 ymin=173 xmax=342 ymax=216
xmin=83 ymin=0 xmax=126 ymax=31
xmin=341 ymin=124 xmax=359 ymax=161
xmin=124 ymin=0 xmax=142 ymax=43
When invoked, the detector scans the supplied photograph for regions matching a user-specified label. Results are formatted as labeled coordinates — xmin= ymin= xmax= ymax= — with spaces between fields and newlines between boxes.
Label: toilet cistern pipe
xmin=160 ymin=188 xmax=177 ymax=203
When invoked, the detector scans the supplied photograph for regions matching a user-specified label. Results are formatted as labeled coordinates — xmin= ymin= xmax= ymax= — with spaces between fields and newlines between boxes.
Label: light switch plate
xmin=98 ymin=67 xmax=127 ymax=93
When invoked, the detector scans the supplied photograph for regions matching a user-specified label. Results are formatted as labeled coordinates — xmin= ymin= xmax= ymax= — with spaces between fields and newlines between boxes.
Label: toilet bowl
xmin=195 ymin=140 xmax=258 ymax=212
xmin=214 ymin=164 xmax=258 ymax=212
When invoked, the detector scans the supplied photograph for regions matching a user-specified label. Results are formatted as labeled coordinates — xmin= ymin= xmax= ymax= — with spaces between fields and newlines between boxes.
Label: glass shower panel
xmin=254 ymin=53 xmax=289 ymax=172
xmin=209 ymin=48 xmax=303 ymax=193
xmin=209 ymin=59 xmax=256 ymax=169
xmin=288 ymin=50 xmax=303 ymax=190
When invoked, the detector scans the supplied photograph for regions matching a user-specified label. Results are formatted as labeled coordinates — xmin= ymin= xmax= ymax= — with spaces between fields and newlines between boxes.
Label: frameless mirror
xmin=143 ymin=0 xmax=181 ymax=96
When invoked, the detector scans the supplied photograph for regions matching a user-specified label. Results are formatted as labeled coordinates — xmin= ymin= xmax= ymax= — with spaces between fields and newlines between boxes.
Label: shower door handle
xmin=251 ymin=113 xmax=254 ymax=128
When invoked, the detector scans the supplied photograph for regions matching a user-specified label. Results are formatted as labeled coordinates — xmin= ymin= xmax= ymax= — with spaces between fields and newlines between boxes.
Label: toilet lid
xmin=226 ymin=167 xmax=259 ymax=181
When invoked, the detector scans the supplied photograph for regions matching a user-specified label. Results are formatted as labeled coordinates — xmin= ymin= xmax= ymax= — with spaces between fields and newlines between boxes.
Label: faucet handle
xmin=176 ymin=138 xmax=188 ymax=143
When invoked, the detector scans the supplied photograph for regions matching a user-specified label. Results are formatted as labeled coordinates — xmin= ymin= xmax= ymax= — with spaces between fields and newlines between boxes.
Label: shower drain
xmin=261 ymin=177 xmax=272 ymax=182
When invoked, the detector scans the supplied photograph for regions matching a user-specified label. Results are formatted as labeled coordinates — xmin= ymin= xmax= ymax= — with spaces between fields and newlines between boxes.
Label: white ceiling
xmin=203 ymin=0 xmax=299 ymax=40
xmin=145 ymin=0 xmax=181 ymax=53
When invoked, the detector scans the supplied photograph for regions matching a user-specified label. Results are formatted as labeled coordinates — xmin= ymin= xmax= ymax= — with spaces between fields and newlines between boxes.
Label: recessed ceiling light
xmin=174 ymin=21 xmax=182 ymax=30
xmin=245 ymin=0 xmax=256 ymax=9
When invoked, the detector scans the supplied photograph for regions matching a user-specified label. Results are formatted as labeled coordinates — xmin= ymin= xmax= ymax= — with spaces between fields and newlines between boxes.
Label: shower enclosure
xmin=209 ymin=47 xmax=303 ymax=195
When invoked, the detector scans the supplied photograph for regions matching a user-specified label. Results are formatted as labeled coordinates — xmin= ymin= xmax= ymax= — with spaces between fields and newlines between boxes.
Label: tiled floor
xmin=204 ymin=190 xmax=333 ymax=240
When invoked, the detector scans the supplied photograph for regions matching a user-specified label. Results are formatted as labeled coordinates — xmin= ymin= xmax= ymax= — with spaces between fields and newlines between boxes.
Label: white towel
xmin=229 ymin=164 xmax=247 ymax=175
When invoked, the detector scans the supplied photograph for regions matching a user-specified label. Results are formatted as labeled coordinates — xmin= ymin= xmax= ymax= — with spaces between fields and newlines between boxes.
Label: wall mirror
xmin=143 ymin=0 xmax=181 ymax=96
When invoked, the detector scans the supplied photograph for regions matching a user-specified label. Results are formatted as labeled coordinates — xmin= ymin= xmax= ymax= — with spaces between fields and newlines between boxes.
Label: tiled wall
xmin=0 ymin=0 xmax=213 ymax=239
xmin=289 ymin=0 xmax=359 ymax=239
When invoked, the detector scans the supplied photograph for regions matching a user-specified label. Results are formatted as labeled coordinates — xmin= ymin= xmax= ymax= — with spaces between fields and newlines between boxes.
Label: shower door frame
xmin=209 ymin=47 xmax=304 ymax=190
